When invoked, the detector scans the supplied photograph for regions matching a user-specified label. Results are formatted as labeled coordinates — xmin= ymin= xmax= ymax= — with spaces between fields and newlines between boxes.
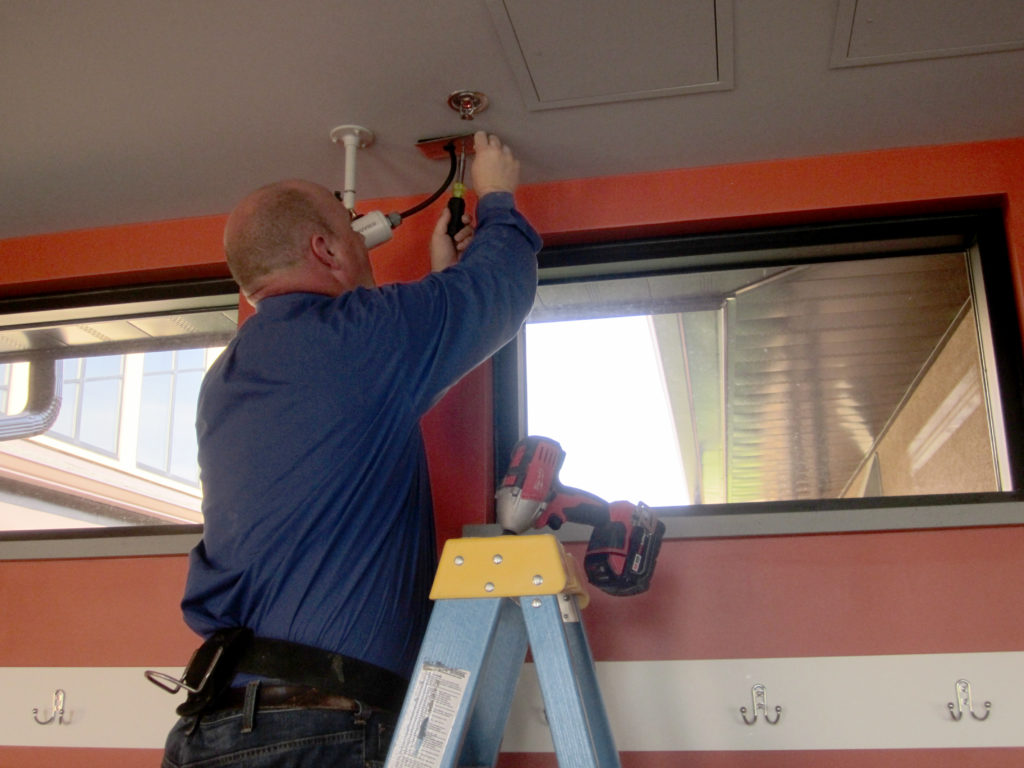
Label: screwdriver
xmin=445 ymin=136 xmax=468 ymax=241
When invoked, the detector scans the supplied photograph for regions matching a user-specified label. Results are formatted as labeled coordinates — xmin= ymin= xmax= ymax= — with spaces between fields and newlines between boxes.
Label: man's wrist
xmin=477 ymin=188 xmax=515 ymax=200
xmin=477 ymin=190 xmax=515 ymax=206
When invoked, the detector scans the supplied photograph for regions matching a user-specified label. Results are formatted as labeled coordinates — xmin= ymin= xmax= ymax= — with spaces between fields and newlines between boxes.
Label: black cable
xmin=398 ymin=142 xmax=457 ymax=220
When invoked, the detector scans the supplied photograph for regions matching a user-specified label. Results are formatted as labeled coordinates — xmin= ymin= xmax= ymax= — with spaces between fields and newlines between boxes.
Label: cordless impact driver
xmin=495 ymin=436 xmax=666 ymax=596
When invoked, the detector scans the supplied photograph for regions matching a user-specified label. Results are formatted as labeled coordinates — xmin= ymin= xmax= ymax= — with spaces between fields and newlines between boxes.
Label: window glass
xmin=143 ymin=350 xmax=175 ymax=373
xmin=135 ymin=349 xmax=208 ymax=484
xmin=169 ymin=370 xmax=203 ymax=480
xmin=50 ymin=380 xmax=77 ymax=437
xmin=77 ymin=375 xmax=122 ymax=453
xmin=49 ymin=355 xmax=122 ymax=452
xmin=176 ymin=348 xmax=207 ymax=370
xmin=58 ymin=355 xmax=125 ymax=455
xmin=136 ymin=371 xmax=173 ymax=472
xmin=84 ymin=354 xmax=124 ymax=378
xmin=525 ymin=316 xmax=689 ymax=505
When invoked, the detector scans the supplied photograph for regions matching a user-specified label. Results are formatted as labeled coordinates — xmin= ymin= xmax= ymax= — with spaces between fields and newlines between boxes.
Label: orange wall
xmin=2 ymin=137 xmax=1023 ymax=766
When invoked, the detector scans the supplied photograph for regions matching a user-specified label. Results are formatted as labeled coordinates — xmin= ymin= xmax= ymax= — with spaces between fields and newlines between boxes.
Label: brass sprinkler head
xmin=447 ymin=90 xmax=489 ymax=121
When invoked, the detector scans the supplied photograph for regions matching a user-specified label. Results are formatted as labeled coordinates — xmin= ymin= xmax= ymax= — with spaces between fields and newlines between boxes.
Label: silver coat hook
xmin=948 ymin=679 xmax=991 ymax=721
xmin=33 ymin=689 xmax=68 ymax=725
xmin=740 ymin=683 xmax=782 ymax=725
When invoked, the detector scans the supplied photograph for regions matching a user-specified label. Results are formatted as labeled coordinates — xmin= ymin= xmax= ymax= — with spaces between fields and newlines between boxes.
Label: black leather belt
xmin=206 ymin=684 xmax=366 ymax=714
xmin=152 ymin=628 xmax=408 ymax=717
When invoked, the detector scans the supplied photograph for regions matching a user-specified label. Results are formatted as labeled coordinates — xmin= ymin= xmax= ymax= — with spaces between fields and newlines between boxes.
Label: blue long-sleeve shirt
xmin=181 ymin=192 xmax=540 ymax=677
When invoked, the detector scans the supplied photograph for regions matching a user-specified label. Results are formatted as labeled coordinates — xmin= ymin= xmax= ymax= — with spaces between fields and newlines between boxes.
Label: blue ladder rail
xmin=384 ymin=535 xmax=621 ymax=768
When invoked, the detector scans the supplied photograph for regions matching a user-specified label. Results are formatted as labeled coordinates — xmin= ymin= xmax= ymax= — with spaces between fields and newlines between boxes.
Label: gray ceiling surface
xmin=2 ymin=0 xmax=1023 ymax=241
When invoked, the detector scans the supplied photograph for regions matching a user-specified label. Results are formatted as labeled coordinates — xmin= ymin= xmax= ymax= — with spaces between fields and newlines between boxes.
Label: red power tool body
xmin=495 ymin=436 xmax=666 ymax=596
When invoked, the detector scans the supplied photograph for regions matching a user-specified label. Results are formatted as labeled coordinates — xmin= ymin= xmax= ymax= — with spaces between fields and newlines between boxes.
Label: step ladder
xmin=384 ymin=534 xmax=621 ymax=768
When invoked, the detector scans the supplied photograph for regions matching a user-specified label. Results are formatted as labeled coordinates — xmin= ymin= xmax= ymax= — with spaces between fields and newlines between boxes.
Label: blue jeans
xmin=162 ymin=707 xmax=394 ymax=768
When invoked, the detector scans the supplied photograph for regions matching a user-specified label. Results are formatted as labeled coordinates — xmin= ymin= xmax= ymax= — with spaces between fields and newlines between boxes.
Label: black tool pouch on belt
xmin=176 ymin=627 xmax=254 ymax=717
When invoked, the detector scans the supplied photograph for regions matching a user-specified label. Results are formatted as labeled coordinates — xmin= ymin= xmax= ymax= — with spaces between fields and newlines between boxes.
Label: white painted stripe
xmin=503 ymin=652 xmax=1024 ymax=752
xmin=2 ymin=653 xmax=1021 ymax=751
xmin=0 ymin=667 xmax=183 ymax=749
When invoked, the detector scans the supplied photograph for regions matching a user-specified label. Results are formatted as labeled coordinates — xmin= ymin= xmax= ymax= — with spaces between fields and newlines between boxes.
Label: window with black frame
xmin=495 ymin=212 xmax=1024 ymax=524
xmin=0 ymin=279 xmax=238 ymax=532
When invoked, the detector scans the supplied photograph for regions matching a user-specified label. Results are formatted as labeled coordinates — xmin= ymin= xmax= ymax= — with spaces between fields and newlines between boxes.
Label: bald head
xmin=223 ymin=180 xmax=339 ymax=295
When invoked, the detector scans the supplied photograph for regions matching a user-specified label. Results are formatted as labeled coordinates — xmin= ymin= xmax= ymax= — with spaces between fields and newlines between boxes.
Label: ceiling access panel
xmin=486 ymin=0 xmax=734 ymax=109
xmin=831 ymin=0 xmax=1024 ymax=67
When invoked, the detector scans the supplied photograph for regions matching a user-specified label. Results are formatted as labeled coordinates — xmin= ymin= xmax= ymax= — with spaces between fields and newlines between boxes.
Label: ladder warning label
xmin=388 ymin=662 xmax=471 ymax=768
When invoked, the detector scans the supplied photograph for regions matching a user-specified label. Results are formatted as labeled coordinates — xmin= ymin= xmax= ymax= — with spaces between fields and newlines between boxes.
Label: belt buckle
xmin=145 ymin=627 xmax=252 ymax=697
xmin=353 ymin=698 xmax=370 ymax=725
xmin=145 ymin=643 xmax=225 ymax=695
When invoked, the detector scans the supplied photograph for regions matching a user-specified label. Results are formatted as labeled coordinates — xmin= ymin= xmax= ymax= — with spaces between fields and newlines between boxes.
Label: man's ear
xmin=309 ymin=233 xmax=337 ymax=268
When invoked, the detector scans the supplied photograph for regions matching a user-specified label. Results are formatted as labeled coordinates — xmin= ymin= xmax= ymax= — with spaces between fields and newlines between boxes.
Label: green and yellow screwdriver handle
xmin=446 ymin=138 xmax=469 ymax=241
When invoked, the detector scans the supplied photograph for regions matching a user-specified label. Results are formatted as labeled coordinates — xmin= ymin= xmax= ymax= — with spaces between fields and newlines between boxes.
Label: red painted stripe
xmin=0 ymin=216 xmax=229 ymax=296
xmin=516 ymin=138 xmax=1023 ymax=244
xmin=497 ymin=749 xmax=1024 ymax=767
xmin=4 ymin=747 xmax=1023 ymax=767
xmin=4 ymin=525 xmax=1022 ymax=667
xmin=0 ymin=747 xmax=164 ymax=768
xmin=0 ymin=555 xmax=197 ymax=667
xmin=566 ymin=525 xmax=1024 ymax=661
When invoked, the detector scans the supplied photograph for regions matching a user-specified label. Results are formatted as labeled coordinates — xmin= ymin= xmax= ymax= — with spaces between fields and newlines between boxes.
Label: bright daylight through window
xmin=0 ymin=282 xmax=238 ymax=532
xmin=516 ymin=213 xmax=1023 ymax=513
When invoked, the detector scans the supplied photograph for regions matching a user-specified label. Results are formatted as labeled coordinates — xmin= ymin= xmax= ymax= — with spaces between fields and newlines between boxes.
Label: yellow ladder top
xmin=430 ymin=534 xmax=589 ymax=606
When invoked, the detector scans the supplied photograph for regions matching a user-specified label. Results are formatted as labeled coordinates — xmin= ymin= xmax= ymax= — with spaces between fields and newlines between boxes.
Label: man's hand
xmin=430 ymin=206 xmax=474 ymax=272
xmin=470 ymin=131 xmax=520 ymax=198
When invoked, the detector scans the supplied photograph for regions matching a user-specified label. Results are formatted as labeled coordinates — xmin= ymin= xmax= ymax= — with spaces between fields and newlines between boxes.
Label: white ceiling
xmin=2 ymin=0 xmax=1023 ymax=241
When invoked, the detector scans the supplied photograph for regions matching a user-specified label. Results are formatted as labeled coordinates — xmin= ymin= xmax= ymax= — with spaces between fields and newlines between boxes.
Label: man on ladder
xmin=154 ymin=133 xmax=541 ymax=768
